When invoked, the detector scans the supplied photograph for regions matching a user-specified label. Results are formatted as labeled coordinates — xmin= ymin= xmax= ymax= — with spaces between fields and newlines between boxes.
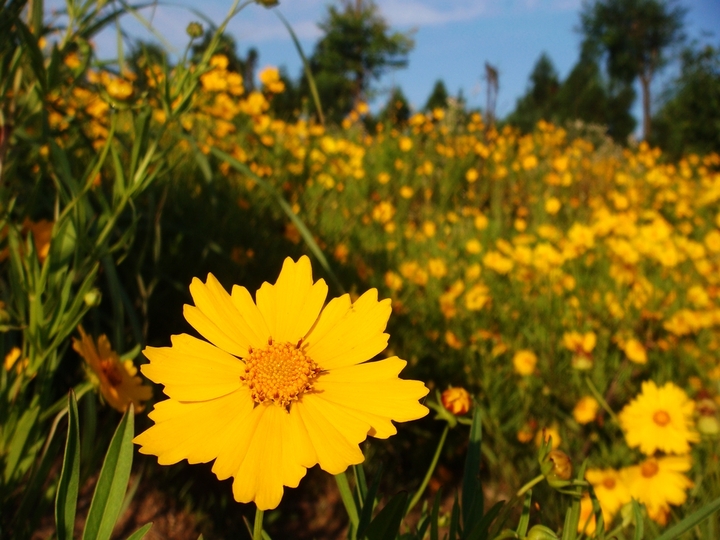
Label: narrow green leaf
xmin=4 ymin=403 xmax=40 ymax=483
xmin=466 ymin=500 xmax=504 ymax=540
xmin=632 ymin=499 xmax=644 ymax=540
xmin=126 ymin=523 xmax=153 ymax=540
xmin=462 ymin=402 xmax=483 ymax=533
xmin=430 ymin=489 xmax=441 ymax=540
xmin=357 ymin=466 xmax=383 ymax=540
xmin=56 ymin=393 xmax=81 ymax=540
xmin=516 ymin=490 xmax=532 ymax=537
xmin=275 ymin=10 xmax=324 ymax=125
xmin=654 ymin=495 xmax=720 ymax=540
xmin=365 ymin=491 xmax=408 ymax=540
xmin=82 ymin=406 xmax=135 ymax=540
xmin=449 ymin=493 xmax=461 ymax=540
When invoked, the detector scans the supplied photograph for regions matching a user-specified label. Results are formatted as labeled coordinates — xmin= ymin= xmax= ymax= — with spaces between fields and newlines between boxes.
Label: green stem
xmin=406 ymin=423 xmax=450 ymax=513
xmin=253 ymin=507 xmax=264 ymax=540
xmin=516 ymin=474 xmax=545 ymax=497
xmin=584 ymin=376 xmax=620 ymax=426
xmin=335 ymin=471 xmax=360 ymax=535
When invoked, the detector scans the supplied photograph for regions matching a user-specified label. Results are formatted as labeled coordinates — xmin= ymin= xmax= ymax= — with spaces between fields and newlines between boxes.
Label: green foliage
xmin=652 ymin=43 xmax=720 ymax=157
xmin=580 ymin=0 xmax=686 ymax=138
xmin=303 ymin=0 xmax=414 ymax=123
xmin=379 ymin=86 xmax=411 ymax=126
xmin=425 ymin=80 xmax=450 ymax=111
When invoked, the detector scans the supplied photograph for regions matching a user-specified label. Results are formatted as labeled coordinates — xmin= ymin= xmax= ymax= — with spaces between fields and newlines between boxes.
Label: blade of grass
xmin=56 ymin=392 xmax=81 ymax=540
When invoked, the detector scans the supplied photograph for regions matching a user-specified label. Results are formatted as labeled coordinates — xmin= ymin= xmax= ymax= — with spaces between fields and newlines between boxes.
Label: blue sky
xmin=78 ymin=0 xmax=720 ymax=121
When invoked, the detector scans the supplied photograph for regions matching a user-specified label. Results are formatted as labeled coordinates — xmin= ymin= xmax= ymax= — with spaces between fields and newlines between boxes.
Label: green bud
xmin=540 ymin=449 xmax=573 ymax=489
xmin=256 ymin=0 xmax=279 ymax=6
xmin=186 ymin=22 xmax=203 ymax=39
xmin=525 ymin=525 xmax=559 ymax=540
xmin=84 ymin=289 xmax=101 ymax=307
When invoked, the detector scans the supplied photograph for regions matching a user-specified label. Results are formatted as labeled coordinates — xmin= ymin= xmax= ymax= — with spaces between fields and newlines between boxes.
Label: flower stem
xmin=584 ymin=376 xmax=620 ymax=425
xmin=406 ymin=423 xmax=450 ymax=513
xmin=253 ymin=508 xmax=264 ymax=540
xmin=335 ymin=471 xmax=360 ymax=534
xmin=516 ymin=474 xmax=544 ymax=497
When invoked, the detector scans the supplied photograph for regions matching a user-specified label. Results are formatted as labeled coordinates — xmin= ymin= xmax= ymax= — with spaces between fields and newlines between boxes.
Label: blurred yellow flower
xmin=545 ymin=197 xmax=561 ymax=215
xmin=623 ymin=455 xmax=693 ymax=525
xmin=74 ymin=327 xmax=151 ymax=413
xmin=578 ymin=495 xmax=599 ymax=535
xmin=465 ymin=239 xmax=482 ymax=254
xmin=585 ymin=468 xmax=631 ymax=524
xmin=400 ymin=186 xmax=414 ymax=198
xmin=513 ymin=349 xmax=537 ymax=376
xmin=535 ymin=425 xmax=561 ymax=449
xmin=465 ymin=168 xmax=479 ymax=183
xmin=465 ymin=283 xmax=490 ymax=311
xmin=483 ymin=251 xmax=513 ymax=274
xmin=619 ymin=380 xmax=699 ymax=455
xmin=623 ymin=338 xmax=647 ymax=364
xmin=259 ymin=66 xmax=285 ymax=93
xmin=134 ymin=256 xmax=429 ymax=510
xmin=573 ymin=396 xmax=599 ymax=424
xmin=399 ymin=137 xmax=413 ymax=152
xmin=377 ymin=171 xmax=391 ymax=184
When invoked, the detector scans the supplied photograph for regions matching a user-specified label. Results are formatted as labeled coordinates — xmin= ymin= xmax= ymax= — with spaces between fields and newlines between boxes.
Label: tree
xmin=424 ymin=79 xmax=449 ymax=111
xmin=581 ymin=0 xmax=686 ymax=140
xmin=304 ymin=0 xmax=414 ymax=124
xmin=652 ymin=43 xmax=720 ymax=157
xmin=378 ymin=86 xmax=411 ymax=125
xmin=505 ymin=53 xmax=560 ymax=132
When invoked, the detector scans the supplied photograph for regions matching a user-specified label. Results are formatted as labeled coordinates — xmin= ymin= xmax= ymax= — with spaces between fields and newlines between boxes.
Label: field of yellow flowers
xmin=3 ymin=2 xmax=720 ymax=538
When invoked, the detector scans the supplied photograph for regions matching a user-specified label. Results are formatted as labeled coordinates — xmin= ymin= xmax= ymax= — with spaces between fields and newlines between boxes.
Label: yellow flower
xmin=259 ymin=66 xmax=285 ymax=93
xmin=4 ymin=347 xmax=21 ymax=371
xmin=74 ymin=327 xmax=151 ymax=413
xmin=623 ymin=455 xmax=694 ymax=525
xmin=465 ymin=283 xmax=490 ymax=311
xmin=619 ymin=380 xmax=699 ymax=455
xmin=578 ymin=495 xmax=599 ymax=535
xmin=441 ymin=387 xmax=471 ymax=415
xmin=573 ymin=396 xmax=599 ymax=424
xmin=545 ymin=197 xmax=561 ymax=215
xmin=535 ymin=425 xmax=561 ymax=449
xmin=399 ymin=136 xmax=413 ymax=151
xmin=585 ymin=468 xmax=631 ymax=523
xmin=465 ymin=168 xmax=479 ymax=183
xmin=513 ymin=349 xmax=537 ymax=376
xmin=623 ymin=338 xmax=647 ymax=364
xmin=134 ymin=257 xmax=428 ymax=510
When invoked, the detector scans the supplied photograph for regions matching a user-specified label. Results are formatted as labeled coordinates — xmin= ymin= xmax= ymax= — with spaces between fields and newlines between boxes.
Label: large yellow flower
xmin=619 ymin=380 xmax=699 ymax=455
xmin=623 ymin=455 xmax=694 ymax=525
xmin=134 ymin=256 xmax=429 ymax=510
xmin=74 ymin=327 xmax=152 ymax=413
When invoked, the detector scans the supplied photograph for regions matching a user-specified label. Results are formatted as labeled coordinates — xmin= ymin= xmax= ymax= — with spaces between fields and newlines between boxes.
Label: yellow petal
xmin=133 ymin=388 xmax=253 ymax=465
xmin=305 ymin=289 xmax=391 ymax=369
xmin=294 ymin=395 xmax=366 ymax=474
xmin=184 ymin=273 xmax=264 ymax=356
xmin=255 ymin=256 xmax=328 ymax=343
xmin=315 ymin=358 xmax=429 ymax=438
xmin=230 ymin=405 xmax=308 ymax=510
xmin=231 ymin=284 xmax=270 ymax=344
xmin=141 ymin=334 xmax=244 ymax=401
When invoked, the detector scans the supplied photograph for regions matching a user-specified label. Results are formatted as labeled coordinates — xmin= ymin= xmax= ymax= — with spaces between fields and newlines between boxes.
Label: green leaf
xmin=632 ymin=499 xmax=644 ymax=540
xmin=466 ymin=500 xmax=504 ymax=540
xmin=449 ymin=492 xmax=461 ymax=540
xmin=82 ymin=406 xmax=135 ymax=540
xmin=357 ymin=466 xmax=383 ymax=540
xmin=4 ymin=402 xmax=40 ymax=483
xmin=654 ymin=495 xmax=720 ymax=540
xmin=516 ymin=490 xmax=532 ymax=538
xmin=462 ymin=402 xmax=483 ymax=533
xmin=56 ymin=393 xmax=81 ymax=540
xmin=430 ymin=489 xmax=441 ymax=540
xmin=365 ymin=491 xmax=408 ymax=540
xmin=126 ymin=523 xmax=153 ymax=540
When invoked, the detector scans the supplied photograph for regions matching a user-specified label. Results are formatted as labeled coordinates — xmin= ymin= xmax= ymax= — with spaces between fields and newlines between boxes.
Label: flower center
xmin=241 ymin=339 xmax=321 ymax=409
xmin=641 ymin=460 xmax=659 ymax=478
xmin=100 ymin=359 xmax=123 ymax=387
xmin=602 ymin=477 xmax=616 ymax=489
xmin=653 ymin=410 xmax=671 ymax=426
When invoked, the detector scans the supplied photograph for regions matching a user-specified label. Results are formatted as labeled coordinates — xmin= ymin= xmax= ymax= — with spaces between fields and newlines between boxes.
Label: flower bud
xmin=84 ymin=289 xmax=101 ymax=307
xmin=441 ymin=387 xmax=471 ymax=415
xmin=186 ymin=22 xmax=203 ymax=39
xmin=541 ymin=449 xmax=572 ymax=488
xmin=256 ymin=0 xmax=279 ymax=6
xmin=526 ymin=525 xmax=559 ymax=540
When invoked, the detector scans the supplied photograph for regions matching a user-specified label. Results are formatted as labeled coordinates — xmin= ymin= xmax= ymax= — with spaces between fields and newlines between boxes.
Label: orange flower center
xmin=602 ymin=477 xmax=616 ymax=489
xmin=641 ymin=460 xmax=659 ymax=478
xmin=653 ymin=410 xmax=671 ymax=426
xmin=241 ymin=339 xmax=321 ymax=409
xmin=100 ymin=359 xmax=123 ymax=387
